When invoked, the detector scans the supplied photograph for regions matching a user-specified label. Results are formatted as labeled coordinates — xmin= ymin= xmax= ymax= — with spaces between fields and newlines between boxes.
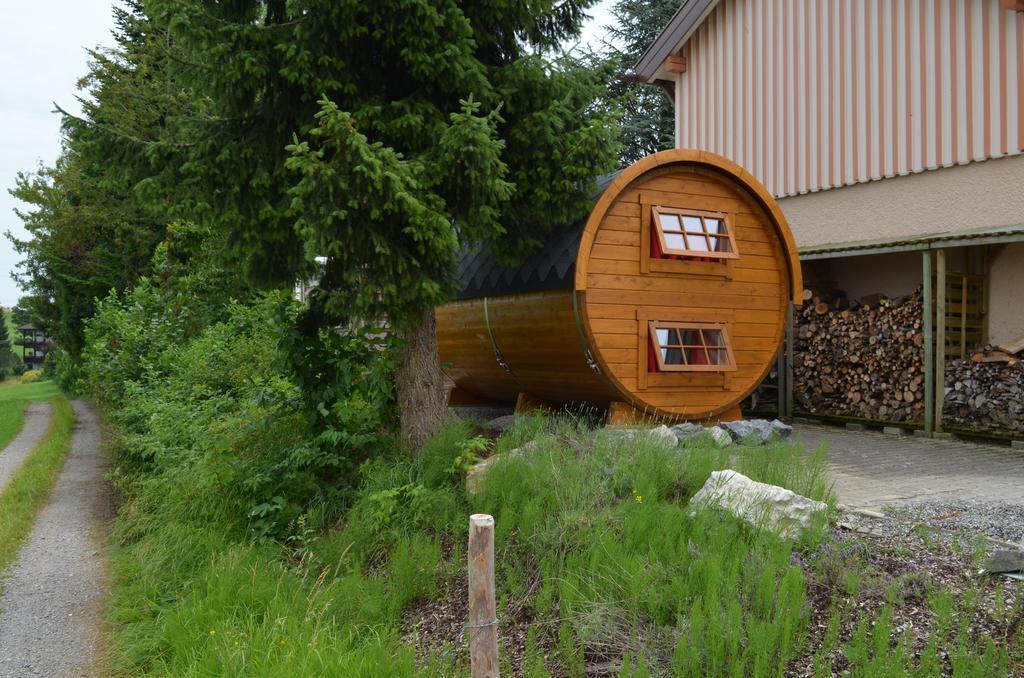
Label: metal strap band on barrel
xmin=483 ymin=297 xmax=522 ymax=387
xmin=571 ymin=289 xmax=622 ymax=399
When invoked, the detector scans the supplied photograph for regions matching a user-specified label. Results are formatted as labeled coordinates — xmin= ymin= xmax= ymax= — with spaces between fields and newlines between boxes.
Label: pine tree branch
xmin=52 ymin=102 xmax=199 ymax=148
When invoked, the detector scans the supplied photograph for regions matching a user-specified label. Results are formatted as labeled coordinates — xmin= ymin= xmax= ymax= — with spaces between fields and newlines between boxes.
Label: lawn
xmin=0 ymin=381 xmax=62 ymax=451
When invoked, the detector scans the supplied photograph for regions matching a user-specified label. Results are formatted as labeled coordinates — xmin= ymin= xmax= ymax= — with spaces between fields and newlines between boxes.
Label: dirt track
xmin=0 ymin=401 xmax=112 ymax=677
xmin=0 ymin=402 xmax=52 ymax=492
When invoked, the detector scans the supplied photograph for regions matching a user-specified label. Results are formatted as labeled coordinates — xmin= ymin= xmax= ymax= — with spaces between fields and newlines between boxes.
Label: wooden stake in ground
xmin=468 ymin=514 xmax=499 ymax=678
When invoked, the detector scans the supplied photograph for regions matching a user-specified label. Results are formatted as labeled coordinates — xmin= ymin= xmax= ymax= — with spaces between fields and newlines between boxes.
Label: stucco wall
xmin=828 ymin=252 xmax=925 ymax=301
xmin=802 ymin=250 xmax=973 ymax=301
xmin=777 ymin=155 xmax=1024 ymax=249
xmin=988 ymin=242 xmax=1024 ymax=347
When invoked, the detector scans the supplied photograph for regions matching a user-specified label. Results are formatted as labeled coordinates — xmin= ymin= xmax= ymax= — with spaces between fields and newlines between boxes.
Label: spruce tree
xmin=0 ymin=309 xmax=12 ymax=378
xmin=8 ymin=2 xmax=198 ymax=354
xmin=145 ymin=0 xmax=620 ymax=446
xmin=586 ymin=0 xmax=681 ymax=164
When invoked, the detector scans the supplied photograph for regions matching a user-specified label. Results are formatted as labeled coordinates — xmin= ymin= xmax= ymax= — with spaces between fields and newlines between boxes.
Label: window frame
xmin=650 ymin=206 xmax=740 ymax=260
xmin=647 ymin=321 xmax=737 ymax=373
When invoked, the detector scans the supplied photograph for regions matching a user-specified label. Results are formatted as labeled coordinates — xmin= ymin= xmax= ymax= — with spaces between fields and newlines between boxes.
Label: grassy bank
xmin=0 ymin=395 xmax=75 ymax=571
xmin=104 ymin=413 xmax=1022 ymax=675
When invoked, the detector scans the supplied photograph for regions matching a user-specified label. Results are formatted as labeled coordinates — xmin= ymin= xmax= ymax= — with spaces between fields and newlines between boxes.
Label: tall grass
xmin=106 ymin=421 xmax=471 ymax=675
xmin=465 ymin=419 xmax=833 ymax=675
xmin=0 ymin=396 xmax=74 ymax=571
xmin=111 ymin=415 xmax=834 ymax=675
xmin=106 ymin=413 xmax=1019 ymax=675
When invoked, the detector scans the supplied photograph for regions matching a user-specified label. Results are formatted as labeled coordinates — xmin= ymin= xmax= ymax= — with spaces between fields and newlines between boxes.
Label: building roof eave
xmin=630 ymin=0 xmax=721 ymax=83
xmin=799 ymin=224 xmax=1024 ymax=260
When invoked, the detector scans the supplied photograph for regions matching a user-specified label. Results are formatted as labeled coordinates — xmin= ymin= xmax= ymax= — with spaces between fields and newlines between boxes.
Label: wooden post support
xmin=513 ymin=392 xmax=545 ymax=415
xmin=785 ymin=301 xmax=795 ymax=420
xmin=922 ymin=251 xmax=935 ymax=434
xmin=468 ymin=514 xmax=499 ymax=678
xmin=935 ymin=249 xmax=946 ymax=432
xmin=775 ymin=347 xmax=786 ymax=418
xmin=959 ymin=275 xmax=968 ymax=359
xmin=981 ymin=245 xmax=990 ymax=344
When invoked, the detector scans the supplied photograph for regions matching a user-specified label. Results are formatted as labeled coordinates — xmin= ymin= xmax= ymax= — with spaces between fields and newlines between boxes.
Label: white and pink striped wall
xmin=674 ymin=0 xmax=1024 ymax=198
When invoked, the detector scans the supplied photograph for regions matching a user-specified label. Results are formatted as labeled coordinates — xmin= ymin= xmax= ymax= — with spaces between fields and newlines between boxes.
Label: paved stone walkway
xmin=796 ymin=424 xmax=1024 ymax=509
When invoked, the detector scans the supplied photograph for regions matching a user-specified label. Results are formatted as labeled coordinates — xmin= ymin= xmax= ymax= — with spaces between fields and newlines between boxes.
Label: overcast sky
xmin=0 ymin=0 xmax=616 ymax=308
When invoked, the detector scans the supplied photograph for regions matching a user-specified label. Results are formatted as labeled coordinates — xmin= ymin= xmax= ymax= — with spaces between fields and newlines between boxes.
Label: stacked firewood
xmin=793 ymin=287 xmax=925 ymax=422
xmin=943 ymin=342 xmax=1024 ymax=434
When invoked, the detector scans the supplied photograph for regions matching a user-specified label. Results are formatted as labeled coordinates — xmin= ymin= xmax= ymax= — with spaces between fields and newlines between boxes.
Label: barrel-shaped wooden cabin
xmin=436 ymin=149 xmax=802 ymax=423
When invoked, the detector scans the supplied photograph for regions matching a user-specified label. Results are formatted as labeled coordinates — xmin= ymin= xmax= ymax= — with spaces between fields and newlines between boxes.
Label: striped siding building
xmin=635 ymin=0 xmax=1024 ymax=432
xmin=673 ymin=0 xmax=1023 ymax=197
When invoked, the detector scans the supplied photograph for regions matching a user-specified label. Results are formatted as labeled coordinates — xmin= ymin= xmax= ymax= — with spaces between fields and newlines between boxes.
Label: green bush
xmin=41 ymin=349 xmax=57 ymax=377
xmin=82 ymin=223 xmax=396 ymax=538
xmin=50 ymin=347 xmax=82 ymax=394
xmin=19 ymin=370 xmax=42 ymax=384
xmin=88 ymin=228 xmax=415 ymax=673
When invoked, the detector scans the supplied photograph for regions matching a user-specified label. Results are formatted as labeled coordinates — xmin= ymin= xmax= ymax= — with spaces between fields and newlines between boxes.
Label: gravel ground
xmin=794 ymin=511 xmax=1023 ymax=677
xmin=885 ymin=499 xmax=1024 ymax=545
xmin=450 ymin=406 xmax=514 ymax=427
xmin=0 ymin=401 xmax=112 ymax=677
xmin=0 ymin=402 xmax=53 ymax=492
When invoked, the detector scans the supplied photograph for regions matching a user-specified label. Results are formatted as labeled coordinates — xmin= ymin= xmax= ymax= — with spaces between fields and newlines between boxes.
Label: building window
xmin=651 ymin=207 xmax=739 ymax=260
xmin=648 ymin=321 xmax=736 ymax=372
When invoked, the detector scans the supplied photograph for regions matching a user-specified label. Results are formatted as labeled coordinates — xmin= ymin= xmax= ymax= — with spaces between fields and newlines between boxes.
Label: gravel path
xmin=0 ymin=401 xmax=112 ymax=677
xmin=0 ymin=402 xmax=53 ymax=492
xmin=886 ymin=499 xmax=1024 ymax=545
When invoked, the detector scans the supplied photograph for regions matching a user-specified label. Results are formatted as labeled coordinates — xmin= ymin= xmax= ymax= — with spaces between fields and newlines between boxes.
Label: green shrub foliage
xmin=83 ymin=226 xmax=395 ymax=541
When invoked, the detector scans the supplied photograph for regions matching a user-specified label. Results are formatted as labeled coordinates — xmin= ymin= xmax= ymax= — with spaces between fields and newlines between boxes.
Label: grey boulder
xmin=770 ymin=419 xmax=794 ymax=439
xmin=670 ymin=422 xmax=706 ymax=445
xmin=483 ymin=414 xmax=518 ymax=433
xmin=708 ymin=426 xmax=733 ymax=448
xmin=983 ymin=549 xmax=1024 ymax=574
xmin=721 ymin=419 xmax=792 ymax=444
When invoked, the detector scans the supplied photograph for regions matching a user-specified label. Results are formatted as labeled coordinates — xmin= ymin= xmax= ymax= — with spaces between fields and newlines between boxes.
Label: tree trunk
xmin=395 ymin=307 xmax=447 ymax=450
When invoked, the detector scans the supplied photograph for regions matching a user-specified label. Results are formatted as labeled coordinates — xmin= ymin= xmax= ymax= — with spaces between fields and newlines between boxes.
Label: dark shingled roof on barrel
xmin=455 ymin=172 xmax=621 ymax=300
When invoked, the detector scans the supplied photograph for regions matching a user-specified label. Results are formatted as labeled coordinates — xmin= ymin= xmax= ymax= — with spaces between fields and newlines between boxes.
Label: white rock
xmin=647 ymin=425 xmax=679 ymax=448
xmin=689 ymin=469 xmax=827 ymax=539
xmin=708 ymin=426 xmax=733 ymax=448
xmin=465 ymin=456 xmax=498 ymax=496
